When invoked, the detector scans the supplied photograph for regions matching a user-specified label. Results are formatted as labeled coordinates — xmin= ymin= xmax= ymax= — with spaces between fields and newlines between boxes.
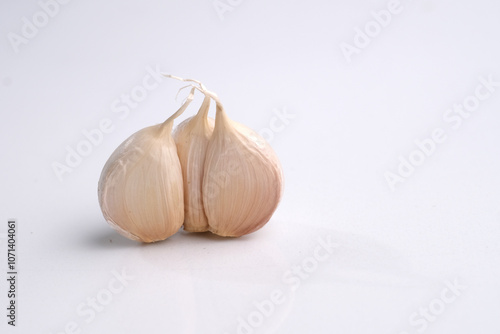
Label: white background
xmin=1 ymin=0 xmax=499 ymax=333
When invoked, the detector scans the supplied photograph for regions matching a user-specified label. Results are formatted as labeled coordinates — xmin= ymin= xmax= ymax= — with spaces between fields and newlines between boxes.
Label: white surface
xmin=1 ymin=0 xmax=500 ymax=333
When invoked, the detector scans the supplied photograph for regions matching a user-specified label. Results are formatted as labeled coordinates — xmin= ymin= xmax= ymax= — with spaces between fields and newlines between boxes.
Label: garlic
xmin=201 ymin=97 xmax=284 ymax=237
xmin=172 ymin=94 xmax=215 ymax=232
xmin=97 ymin=87 xmax=195 ymax=243
xmin=98 ymin=74 xmax=284 ymax=242
xmin=164 ymin=76 xmax=283 ymax=237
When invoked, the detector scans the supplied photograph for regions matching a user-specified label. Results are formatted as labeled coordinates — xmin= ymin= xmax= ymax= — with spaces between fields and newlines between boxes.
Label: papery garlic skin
xmin=98 ymin=88 xmax=195 ymax=243
xmin=98 ymin=124 xmax=184 ymax=242
xmin=173 ymin=95 xmax=215 ymax=232
xmin=203 ymin=104 xmax=283 ymax=237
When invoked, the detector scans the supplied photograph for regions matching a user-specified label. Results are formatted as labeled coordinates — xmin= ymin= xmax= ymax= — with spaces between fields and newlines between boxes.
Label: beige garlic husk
xmin=194 ymin=86 xmax=284 ymax=237
xmin=97 ymin=88 xmax=195 ymax=243
xmin=172 ymin=93 xmax=215 ymax=232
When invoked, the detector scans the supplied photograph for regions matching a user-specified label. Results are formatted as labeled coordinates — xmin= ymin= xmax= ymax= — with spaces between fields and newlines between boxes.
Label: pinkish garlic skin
xmin=173 ymin=95 xmax=215 ymax=232
xmin=202 ymin=104 xmax=283 ymax=237
xmin=98 ymin=123 xmax=185 ymax=243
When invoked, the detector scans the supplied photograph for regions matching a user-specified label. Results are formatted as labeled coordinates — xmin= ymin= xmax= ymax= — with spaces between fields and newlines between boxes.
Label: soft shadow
xmin=179 ymin=229 xmax=255 ymax=242
xmin=81 ymin=225 xmax=248 ymax=251
xmin=83 ymin=226 xmax=141 ymax=250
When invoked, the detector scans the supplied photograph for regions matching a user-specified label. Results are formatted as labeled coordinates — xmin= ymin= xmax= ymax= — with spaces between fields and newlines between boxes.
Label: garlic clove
xmin=203 ymin=102 xmax=284 ymax=237
xmin=98 ymin=88 xmax=195 ymax=242
xmin=172 ymin=95 xmax=215 ymax=232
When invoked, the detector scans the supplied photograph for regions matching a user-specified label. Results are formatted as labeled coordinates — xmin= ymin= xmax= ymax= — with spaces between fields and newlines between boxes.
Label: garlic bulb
xmin=98 ymin=88 xmax=195 ymax=242
xmin=172 ymin=94 xmax=215 ymax=232
xmin=98 ymin=74 xmax=284 ymax=242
